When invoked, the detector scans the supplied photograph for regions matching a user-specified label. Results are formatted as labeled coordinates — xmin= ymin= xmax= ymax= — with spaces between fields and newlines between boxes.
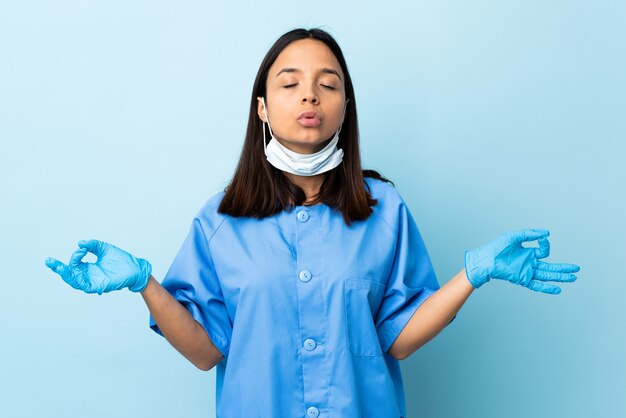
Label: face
xmin=257 ymin=39 xmax=347 ymax=154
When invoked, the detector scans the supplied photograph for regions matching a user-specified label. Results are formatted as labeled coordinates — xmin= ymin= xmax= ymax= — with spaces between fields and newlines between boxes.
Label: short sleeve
xmin=149 ymin=217 xmax=232 ymax=358
xmin=375 ymin=198 xmax=456 ymax=355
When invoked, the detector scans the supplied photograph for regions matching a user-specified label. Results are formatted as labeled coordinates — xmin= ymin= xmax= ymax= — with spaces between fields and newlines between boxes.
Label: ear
xmin=257 ymin=97 xmax=267 ymax=123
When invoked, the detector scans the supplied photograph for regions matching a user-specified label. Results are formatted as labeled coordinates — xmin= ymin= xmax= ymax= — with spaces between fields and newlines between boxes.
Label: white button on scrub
xmin=303 ymin=338 xmax=317 ymax=351
xmin=306 ymin=406 xmax=320 ymax=418
xmin=297 ymin=210 xmax=310 ymax=222
xmin=299 ymin=270 xmax=312 ymax=282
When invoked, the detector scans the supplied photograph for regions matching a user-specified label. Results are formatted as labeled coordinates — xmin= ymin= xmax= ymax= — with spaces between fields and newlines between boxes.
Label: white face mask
xmin=259 ymin=97 xmax=349 ymax=176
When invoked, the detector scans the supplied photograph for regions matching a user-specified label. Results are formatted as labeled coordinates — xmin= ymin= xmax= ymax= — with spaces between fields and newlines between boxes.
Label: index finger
xmin=69 ymin=248 xmax=88 ymax=269
xmin=504 ymin=228 xmax=550 ymax=245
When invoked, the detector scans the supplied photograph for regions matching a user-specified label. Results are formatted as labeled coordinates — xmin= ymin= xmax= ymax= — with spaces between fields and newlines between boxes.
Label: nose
xmin=302 ymin=92 xmax=318 ymax=104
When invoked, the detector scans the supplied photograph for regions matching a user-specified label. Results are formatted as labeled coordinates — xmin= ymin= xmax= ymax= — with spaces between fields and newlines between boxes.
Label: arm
xmin=387 ymin=228 xmax=581 ymax=360
xmin=45 ymin=239 xmax=224 ymax=371
xmin=388 ymin=268 xmax=473 ymax=360
xmin=141 ymin=275 xmax=224 ymax=371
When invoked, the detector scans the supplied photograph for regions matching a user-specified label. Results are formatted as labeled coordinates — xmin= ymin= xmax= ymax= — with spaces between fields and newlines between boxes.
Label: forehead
xmin=269 ymin=39 xmax=343 ymax=78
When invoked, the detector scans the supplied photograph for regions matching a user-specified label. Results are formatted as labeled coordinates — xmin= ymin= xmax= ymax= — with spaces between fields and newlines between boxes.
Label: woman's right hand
xmin=45 ymin=239 xmax=152 ymax=294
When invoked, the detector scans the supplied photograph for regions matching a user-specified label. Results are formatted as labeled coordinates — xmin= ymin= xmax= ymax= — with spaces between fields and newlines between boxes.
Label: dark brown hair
xmin=218 ymin=27 xmax=393 ymax=226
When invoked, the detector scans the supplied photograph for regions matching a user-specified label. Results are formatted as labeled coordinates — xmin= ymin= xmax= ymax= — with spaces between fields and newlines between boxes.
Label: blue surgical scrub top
xmin=149 ymin=176 xmax=455 ymax=418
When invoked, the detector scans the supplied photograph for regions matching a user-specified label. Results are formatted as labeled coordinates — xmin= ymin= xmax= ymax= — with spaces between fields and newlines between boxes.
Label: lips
xmin=297 ymin=110 xmax=321 ymax=127
xmin=298 ymin=110 xmax=320 ymax=120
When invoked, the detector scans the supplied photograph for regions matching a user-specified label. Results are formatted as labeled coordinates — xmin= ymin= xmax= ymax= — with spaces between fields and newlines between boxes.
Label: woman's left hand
xmin=464 ymin=228 xmax=580 ymax=294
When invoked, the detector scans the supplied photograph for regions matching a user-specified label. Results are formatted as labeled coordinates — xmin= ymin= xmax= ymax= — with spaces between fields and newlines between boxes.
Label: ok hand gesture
xmin=464 ymin=229 xmax=580 ymax=294
xmin=45 ymin=240 xmax=152 ymax=295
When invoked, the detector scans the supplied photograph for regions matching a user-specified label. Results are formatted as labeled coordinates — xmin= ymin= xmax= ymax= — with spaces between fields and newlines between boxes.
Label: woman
xmin=45 ymin=28 xmax=580 ymax=418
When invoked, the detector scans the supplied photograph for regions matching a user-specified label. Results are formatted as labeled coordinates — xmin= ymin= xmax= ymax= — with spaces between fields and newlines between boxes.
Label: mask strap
xmin=262 ymin=121 xmax=267 ymax=153
xmin=261 ymin=97 xmax=277 ymax=139
xmin=337 ymin=99 xmax=349 ymax=135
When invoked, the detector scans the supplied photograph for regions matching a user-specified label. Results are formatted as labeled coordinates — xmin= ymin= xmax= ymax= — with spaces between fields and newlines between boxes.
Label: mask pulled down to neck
xmin=259 ymin=97 xmax=349 ymax=177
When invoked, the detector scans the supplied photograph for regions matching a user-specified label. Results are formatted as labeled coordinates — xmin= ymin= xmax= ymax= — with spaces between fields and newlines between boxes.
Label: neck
xmin=283 ymin=171 xmax=327 ymax=205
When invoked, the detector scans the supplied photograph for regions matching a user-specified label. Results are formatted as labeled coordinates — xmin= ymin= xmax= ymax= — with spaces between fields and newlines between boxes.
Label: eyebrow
xmin=275 ymin=67 xmax=342 ymax=81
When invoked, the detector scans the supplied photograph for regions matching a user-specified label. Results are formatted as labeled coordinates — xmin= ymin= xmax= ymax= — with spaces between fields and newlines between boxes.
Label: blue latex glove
xmin=45 ymin=239 xmax=152 ymax=294
xmin=464 ymin=228 xmax=580 ymax=294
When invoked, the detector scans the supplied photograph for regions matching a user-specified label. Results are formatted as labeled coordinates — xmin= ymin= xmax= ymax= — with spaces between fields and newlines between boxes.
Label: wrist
xmin=464 ymin=250 xmax=489 ymax=289
xmin=129 ymin=258 xmax=152 ymax=293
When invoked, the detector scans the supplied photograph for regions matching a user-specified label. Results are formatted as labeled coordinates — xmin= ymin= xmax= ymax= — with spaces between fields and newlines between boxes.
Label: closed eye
xmin=283 ymin=84 xmax=336 ymax=90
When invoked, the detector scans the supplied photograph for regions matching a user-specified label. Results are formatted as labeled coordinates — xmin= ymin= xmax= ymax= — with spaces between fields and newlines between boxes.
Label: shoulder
xmin=364 ymin=176 xmax=405 ymax=210
xmin=363 ymin=176 xmax=411 ymax=233
xmin=192 ymin=190 xmax=229 ymax=242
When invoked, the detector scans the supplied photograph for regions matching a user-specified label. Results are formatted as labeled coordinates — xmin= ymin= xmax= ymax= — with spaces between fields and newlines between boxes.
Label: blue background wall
xmin=1 ymin=1 xmax=623 ymax=417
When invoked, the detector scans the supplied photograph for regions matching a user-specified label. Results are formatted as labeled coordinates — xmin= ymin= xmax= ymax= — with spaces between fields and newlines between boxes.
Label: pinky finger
xmin=526 ymin=280 xmax=562 ymax=295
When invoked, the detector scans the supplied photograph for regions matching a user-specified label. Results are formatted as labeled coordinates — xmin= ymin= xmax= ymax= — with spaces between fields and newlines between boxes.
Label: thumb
xmin=45 ymin=257 xmax=70 ymax=279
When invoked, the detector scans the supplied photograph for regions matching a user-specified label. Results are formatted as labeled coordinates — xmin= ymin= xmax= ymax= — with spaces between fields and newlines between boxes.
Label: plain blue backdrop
xmin=1 ymin=1 xmax=624 ymax=417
